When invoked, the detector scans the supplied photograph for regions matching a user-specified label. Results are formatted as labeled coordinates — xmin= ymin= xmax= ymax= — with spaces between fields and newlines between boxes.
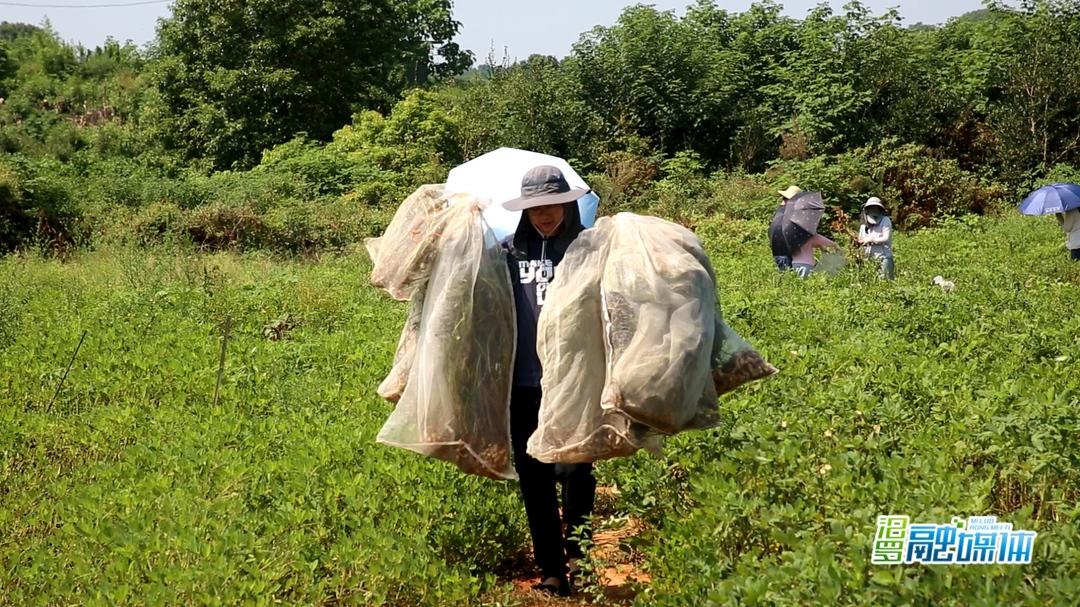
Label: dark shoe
xmin=532 ymin=575 xmax=571 ymax=597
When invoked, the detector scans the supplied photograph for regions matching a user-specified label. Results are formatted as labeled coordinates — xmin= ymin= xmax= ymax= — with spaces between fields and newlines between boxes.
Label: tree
xmin=985 ymin=0 xmax=1080 ymax=176
xmin=702 ymin=0 xmax=798 ymax=169
xmin=0 ymin=22 xmax=42 ymax=44
xmin=450 ymin=54 xmax=601 ymax=164
xmin=928 ymin=0 xmax=1080 ymax=179
xmin=0 ymin=43 xmax=13 ymax=95
xmin=151 ymin=0 xmax=472 ymax=170
xmin=760 ymin=2 xmax=905 ymax=157
xmin=568 ymin=3 xmax=746 ymax=166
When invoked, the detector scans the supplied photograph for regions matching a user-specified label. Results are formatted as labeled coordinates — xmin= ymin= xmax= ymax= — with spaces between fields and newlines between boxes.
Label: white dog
xmin=932 ymin=275 xmax=955 ymax=293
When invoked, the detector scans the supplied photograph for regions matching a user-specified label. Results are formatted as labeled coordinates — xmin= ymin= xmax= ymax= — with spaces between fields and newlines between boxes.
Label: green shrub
xmin=0 ymin=154 xmax=85 ymax=250
xmin=0 ymin=159 xmax=29 ymax=251
xmin=705 ymin=173 xmax=779 ymax=222
xmin=121 ymin=201 xmax=188 ymax=247
xmin=328 ymin=89 xmax=460 ymax=193
xmin=1034 ymin=164 xmax=1080 ymax=189
xmin=871 ymin=144 xmax=1010 ymax=226
xmin=589 ymin=150 xmax=662 ymax=214
xmin=767 ymin=144 xmax=1012 ymax=230
xmin=259 ymin=137 xmax=364 ymax=197
xmin=767 ymin=148 xmax=877 ymax=214
xmin=183 ymin=200 xmax=271 ymax=249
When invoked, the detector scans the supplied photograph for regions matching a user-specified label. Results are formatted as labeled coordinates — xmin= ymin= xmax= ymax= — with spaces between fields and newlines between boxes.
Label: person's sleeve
xmin=814 ymin=234 xmax=838 ymax=249
xmin=877 ymin=222 xmax=892 ymax=243
xmin=858 ymin=225 xmax=868 ymax=243
xmin=1065 ymin=210 xmax=1080 ymax=233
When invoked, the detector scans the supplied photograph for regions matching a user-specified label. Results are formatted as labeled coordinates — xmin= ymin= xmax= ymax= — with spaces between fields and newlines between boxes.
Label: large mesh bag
xmin=365 ymin=184 xmax=459 ymax=302
xmin=369 ymin=185 xmax=452 ymax=401
xmin=530 ymin=213 xmax=776 ymax=461
xmin=599 ymin=214 xmax=722 ymax=434
xmin=373 ymin=192 xmax=517 ymax=480
xmin=376 ymin=291 xmax=424 ymax=403
xmin=527 ymin=220 xmax=662 ymax=463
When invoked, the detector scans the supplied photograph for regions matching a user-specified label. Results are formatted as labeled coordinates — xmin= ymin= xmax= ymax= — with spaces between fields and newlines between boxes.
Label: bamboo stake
xmin=47 ymin=330 xmax=87 ymax=413
xmin=213 ymin=317 xmax=231 ymax=407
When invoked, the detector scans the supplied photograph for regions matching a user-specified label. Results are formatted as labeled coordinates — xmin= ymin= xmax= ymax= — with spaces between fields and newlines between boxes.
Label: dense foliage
xmin=2 ymin=1 xmax=1080 ymax=254
xmin=152 ymin=0 xmax=471 ymax=169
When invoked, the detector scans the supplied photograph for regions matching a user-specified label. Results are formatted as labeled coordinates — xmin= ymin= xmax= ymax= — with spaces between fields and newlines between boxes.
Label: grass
xmin=1 ymin=211 xmax=1078 ymax=605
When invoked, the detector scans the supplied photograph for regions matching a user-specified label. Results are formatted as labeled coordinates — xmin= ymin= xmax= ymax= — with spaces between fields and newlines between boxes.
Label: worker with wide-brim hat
xmin=501 ymin=165 xmax=593 ymax=598
xmin=858 ymin=197 xmax=895 ymax=279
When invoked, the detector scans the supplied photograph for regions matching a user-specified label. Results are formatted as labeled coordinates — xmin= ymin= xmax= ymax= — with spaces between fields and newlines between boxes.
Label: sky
xmin=1 ymin=0 xmax=987 ymax=57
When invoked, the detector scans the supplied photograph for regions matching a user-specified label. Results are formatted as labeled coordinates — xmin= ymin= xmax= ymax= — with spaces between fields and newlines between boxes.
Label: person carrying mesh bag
xmin=368 ymin=173 xmax=776 ymax=598
xmin=368 ymin=168 xmax=602 ymax=597
xmin=497 ymin=166 xmax=601 ymax=597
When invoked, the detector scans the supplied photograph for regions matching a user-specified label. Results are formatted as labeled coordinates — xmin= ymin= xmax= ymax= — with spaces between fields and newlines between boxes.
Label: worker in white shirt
xmin=857 ymin=197 xmax=895 ymax=280
xmin=1057 ymin=208 xmax=1080 ymax=261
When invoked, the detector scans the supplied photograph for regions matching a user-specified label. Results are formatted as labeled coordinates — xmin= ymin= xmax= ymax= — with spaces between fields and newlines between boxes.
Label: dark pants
xmin=773 ymin=255 xmax=792 ymax=272
xmin=1071 ymin=248 xmax=1080 ymax=260
xmin=510 ymin=386 xmax=596 ymax=579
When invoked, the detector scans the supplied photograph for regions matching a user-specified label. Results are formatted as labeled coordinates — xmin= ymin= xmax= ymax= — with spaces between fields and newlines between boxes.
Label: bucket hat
xmin=502 ymin=165 xmax=590 ymax=211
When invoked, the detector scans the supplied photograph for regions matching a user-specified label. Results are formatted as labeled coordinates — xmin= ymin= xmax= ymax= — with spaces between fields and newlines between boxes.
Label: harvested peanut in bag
xmin=370 ymin=186 xmax=517 ymax=480
xmin=527 ymin=223 xmax=662 ymax=464
xmin=529 ymin=213 xmax=776 ymax=462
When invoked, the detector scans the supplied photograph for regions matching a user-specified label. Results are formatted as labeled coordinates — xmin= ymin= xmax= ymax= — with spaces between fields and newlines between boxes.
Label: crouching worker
xmin=858 ymin=197 xmax=895 ymax=280
xmin=769 ymin=185 xmax=802 ymax=272
xmin=791 ymin=232 xmax=839 ymax=279
xmin=502 ymin=165 xmax=596 ymax=597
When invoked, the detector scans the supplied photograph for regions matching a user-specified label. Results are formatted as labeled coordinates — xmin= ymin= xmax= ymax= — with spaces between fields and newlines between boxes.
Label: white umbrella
xmin=445 ymin=147 xmax=600 ymax=240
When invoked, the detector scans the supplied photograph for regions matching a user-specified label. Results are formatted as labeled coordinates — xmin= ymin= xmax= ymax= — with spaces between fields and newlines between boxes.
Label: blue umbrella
xmin=1018 ymin=183 xmax=1080 ymax=216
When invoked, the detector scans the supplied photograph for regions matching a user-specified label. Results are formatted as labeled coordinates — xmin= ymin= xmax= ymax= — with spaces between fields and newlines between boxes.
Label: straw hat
xmin=778 ymin=185 xmax=803 ymax=200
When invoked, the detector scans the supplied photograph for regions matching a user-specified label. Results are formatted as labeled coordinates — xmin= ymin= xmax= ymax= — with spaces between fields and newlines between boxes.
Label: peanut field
xmin=2 ymin=212 xmax=1078 ymax=606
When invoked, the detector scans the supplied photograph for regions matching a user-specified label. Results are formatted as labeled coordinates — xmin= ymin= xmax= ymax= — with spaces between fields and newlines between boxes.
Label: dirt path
xmin=504 ymin=488 xmax=650 ymax=606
